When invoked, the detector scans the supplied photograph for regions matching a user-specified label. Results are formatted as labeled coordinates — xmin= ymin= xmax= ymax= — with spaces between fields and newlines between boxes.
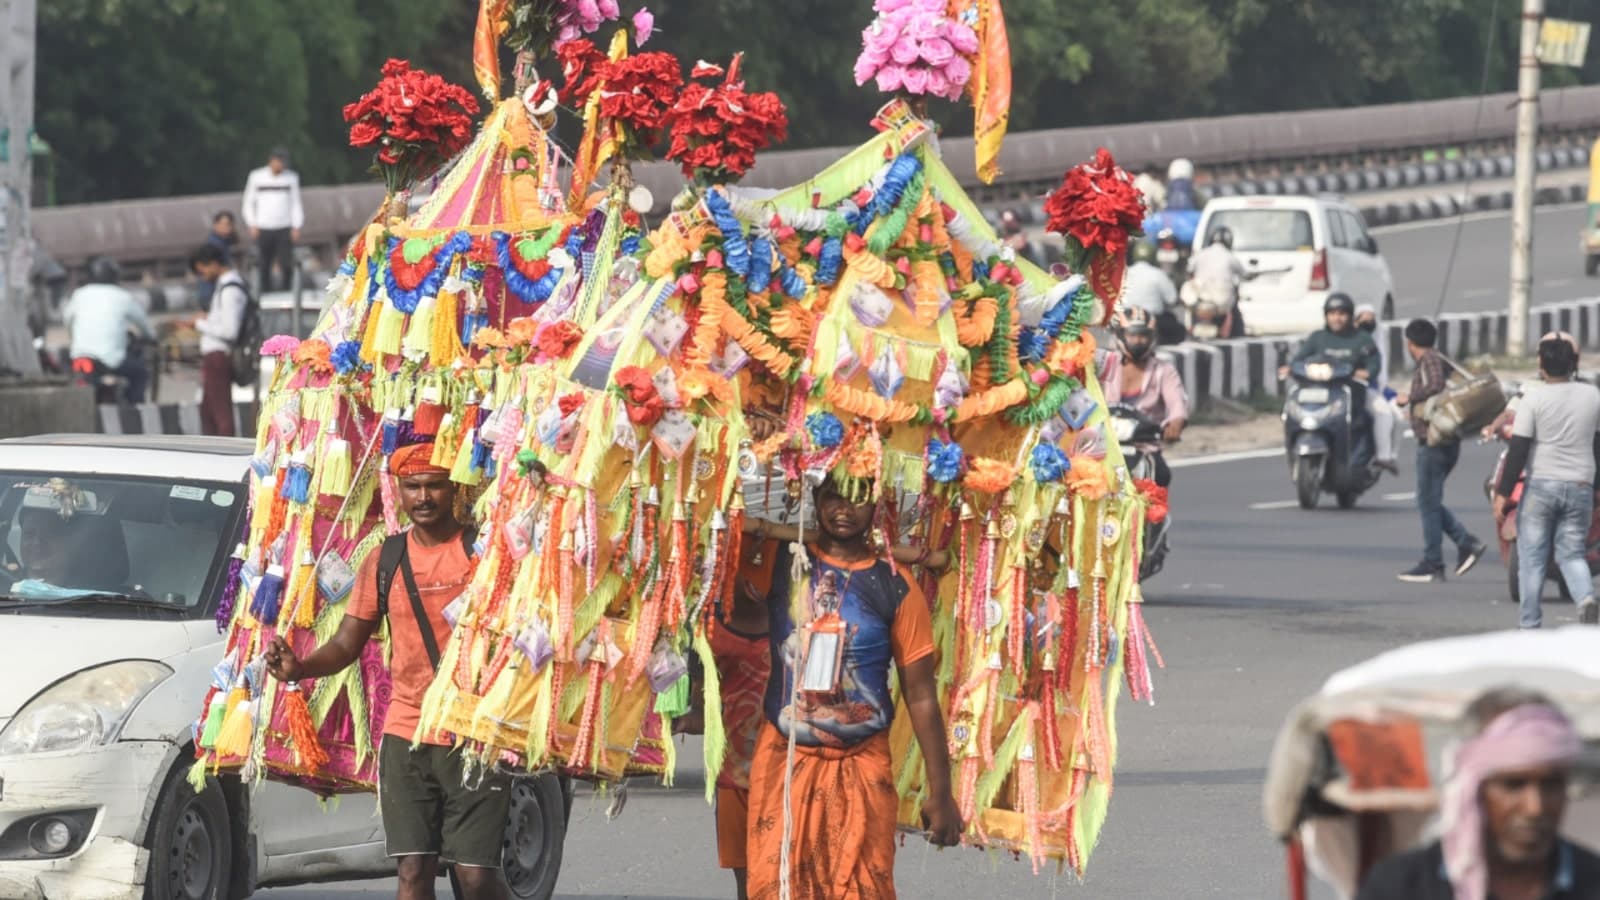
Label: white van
xmin=0 ymin=435 xmax=566 ymax=900
xmin=1192 ymin=195 xmax=1396 ymax=336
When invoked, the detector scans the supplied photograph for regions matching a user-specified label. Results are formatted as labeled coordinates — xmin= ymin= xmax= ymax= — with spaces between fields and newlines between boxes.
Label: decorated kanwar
xmin=189 ymin=0 xmax=1166 ymax=896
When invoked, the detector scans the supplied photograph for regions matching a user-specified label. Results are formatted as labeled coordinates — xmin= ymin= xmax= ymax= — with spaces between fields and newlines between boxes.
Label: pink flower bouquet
xmin=853 ymin=0 xmax=979 ymax=101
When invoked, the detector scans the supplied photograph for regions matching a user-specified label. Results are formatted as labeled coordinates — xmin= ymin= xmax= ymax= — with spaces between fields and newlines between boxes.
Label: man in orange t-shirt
xmin=265 ymin=442 xmax=510 ymax=900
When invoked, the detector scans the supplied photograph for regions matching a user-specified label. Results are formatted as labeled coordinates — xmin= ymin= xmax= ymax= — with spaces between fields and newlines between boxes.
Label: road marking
xmin=1371 ymin=201 xmax=1585 ymax=235
xmin=1383 ymin=491 xmax=1417 ymax=502
xmin=1248 ymin=499 xmax=1301 ymax=510
xmin=1545 ymin=278 xmax=1575 ymax=288
xmin=1170 ymin=447 xmax=1281 ymax=469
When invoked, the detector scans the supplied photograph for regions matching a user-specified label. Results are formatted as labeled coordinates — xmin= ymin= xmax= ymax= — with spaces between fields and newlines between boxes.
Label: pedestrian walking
xmin=1396 ymin=318 xmax=1487 ymax=583
xmin=1493 ymin=334 xmax=1600 ymax=626
xmin=241 ymin=147 xmax=304 ymax=293
xmin=188 ymin=244 xmax=248 ymax=436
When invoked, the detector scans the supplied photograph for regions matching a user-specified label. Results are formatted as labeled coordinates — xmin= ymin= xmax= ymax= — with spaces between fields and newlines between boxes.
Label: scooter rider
xmin=1123 ymin=239 xmax=1184 ymax=344
xmin=1281 ymin=294 xmax=1389 ymax=470
xmin=1105 ymin=305 xmax=1188 ymax=487
xmin=1186 ymin=226 xmax=1250 ymax=338
xmin=63 ymin=256 xmax=155 ymax=403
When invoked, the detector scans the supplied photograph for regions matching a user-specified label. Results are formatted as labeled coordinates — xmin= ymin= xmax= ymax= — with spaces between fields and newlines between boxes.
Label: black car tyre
xmin=144 ymin=764 xmax=231 ymax=900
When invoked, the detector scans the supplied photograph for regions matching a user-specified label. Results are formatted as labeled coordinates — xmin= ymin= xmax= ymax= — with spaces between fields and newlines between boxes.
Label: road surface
xmin=261 ymin=439 xmax=1560 ymax=898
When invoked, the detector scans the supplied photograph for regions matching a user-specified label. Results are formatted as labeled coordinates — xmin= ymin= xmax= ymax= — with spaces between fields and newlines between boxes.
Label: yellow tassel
xmin=402 ymin=294 xmax=436 ymax=360
xmin=186 ymin=757 xmax=211 ymax=793
xmin=321 ymin=438 xmax=352 ymax=497
xmin=214 ymin=692 xmax=255 ymax=760
xmin=450 ymin=427 xmax=482 ymax=485
xmin=358 ymin=297 xmax=383 ymax=364
xmin=432 ymin=291 xmax=464 ymax=368
xmin=373 ymin=298 xmax=405 ymax=359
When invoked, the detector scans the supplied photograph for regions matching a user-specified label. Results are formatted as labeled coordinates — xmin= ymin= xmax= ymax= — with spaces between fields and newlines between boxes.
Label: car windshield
xmin=0 ymin=472 xmax=243 ymax=618
xmin=1205 ymin=209 xmax=1315 ymax=252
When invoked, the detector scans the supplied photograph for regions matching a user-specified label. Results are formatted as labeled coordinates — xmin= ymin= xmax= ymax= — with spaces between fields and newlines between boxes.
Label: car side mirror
xmin=1363 ymin=237 xmax=1379 ymax=254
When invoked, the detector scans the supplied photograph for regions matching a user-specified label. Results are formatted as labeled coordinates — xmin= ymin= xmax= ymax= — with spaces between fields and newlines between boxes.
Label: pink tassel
xmin=570 ymin=660 xmax=605 ymax=773
xmin=379 ymin=459 xmax=400 ymax=534
xmin=1124 ymin=600 xmax=1165 ymax=705
xmin=1020 ymin=756 xmax=1043 ymax=873
xmin=584 ymin=490 xmax=599 ymax=592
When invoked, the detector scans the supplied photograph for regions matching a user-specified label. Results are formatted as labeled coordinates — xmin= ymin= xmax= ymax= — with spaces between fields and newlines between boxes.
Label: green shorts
xmin=378 ymin=735 xmax=511 ymax=868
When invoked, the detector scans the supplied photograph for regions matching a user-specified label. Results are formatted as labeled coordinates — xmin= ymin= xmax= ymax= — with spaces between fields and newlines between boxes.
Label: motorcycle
xmin=1282 ymin=357 xmax=1382 ymax=509
xmin=70 ymin=336 xmax=158 ymax=405
xmin=1482 ymin=409 xmax=1600 ymax=605
xmin=1108 ymin=403 xmax=1172 ymax=581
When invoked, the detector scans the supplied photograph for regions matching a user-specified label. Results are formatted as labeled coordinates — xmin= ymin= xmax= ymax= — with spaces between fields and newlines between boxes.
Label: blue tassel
xmin=873 ymin=154 xmax=921 ymax=217
xmin=382 ymin=417 xmax=401 ymax=456
xmin=460 ymin=310 xmax=488 ymax=347
xmin=817 ymin=237 xmax=844 ymax=286
xmin=252 ymin=565 xmax=285 ymax=623
xmin=620 ymin=235 xmax=641 ymax=256
xmin=974 ymin=260 xmax=991 ymax=282
xmin=285 ymin=463 xmax=312 ymax=504
xmin=748 ymin=237 xmax=773 ymax=294
xmin=779 ymin=265 xmax=807 ymax=298
xmin=470 ymin=439 xmax=492 ymax=474
xmin=705 ymin=191 xmax=751 ymax=276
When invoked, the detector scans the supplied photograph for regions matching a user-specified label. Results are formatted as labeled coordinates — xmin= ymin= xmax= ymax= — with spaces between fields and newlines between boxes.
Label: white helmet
xmin=1167 ymin=158 xmax=1194 ymax=182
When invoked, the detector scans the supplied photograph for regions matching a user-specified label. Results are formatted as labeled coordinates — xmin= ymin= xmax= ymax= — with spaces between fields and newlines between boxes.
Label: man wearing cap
xmin=242 ymin=147 xmax=305 ymax=293
xmin=263 ymin=443 xmax=511 ymax=900
xmin=1358 ymin=698 xmax=1600 ymax=899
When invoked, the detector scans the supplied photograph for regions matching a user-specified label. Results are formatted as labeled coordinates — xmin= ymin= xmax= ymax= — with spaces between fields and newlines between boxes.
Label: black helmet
xmin=87 ymin=256 xmax=120 ymax=285
xmin=1323 ymin=293 xmax=1355 ymax=316
xmin=1208 ymin=226 xmax=1234 ymax=249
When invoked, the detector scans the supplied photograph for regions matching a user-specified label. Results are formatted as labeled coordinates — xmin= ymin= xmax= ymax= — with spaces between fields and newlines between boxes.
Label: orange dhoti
xmin=746 ymin=723 xmax=899 ymax=900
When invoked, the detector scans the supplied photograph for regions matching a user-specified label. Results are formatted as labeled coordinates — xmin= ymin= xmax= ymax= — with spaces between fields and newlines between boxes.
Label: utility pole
xmin=0 ymin=0 xmax=37 ymax=377
xmin=1509 ymin=0 xmax=1544 ymax=358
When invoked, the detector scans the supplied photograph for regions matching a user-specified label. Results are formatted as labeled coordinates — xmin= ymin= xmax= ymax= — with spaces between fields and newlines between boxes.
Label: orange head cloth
xmin=391 ymin=443 xmax=448 ymax=478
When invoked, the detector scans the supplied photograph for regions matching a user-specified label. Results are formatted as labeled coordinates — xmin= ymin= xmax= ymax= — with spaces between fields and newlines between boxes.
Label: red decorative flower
xmin=596 ymin=51 xmax=683 ymax=153
xmin=537 ymin=320 xmax=585 ymax=360
xmin=556 ymin=39 xmax=608 ymax=106
xmin=557 ymin=392 xmax=585 ymax=418
xmin=1134 ymin=478 xmax=1169 ymax=524
xmin=343 ymin=58 xmax=480 ymax=195
xmin=614 ymin=365 xmax=665 ymax=426
xmin=1043 ymin=149 xmax=1145 ymax=259
xmin=666 ymin=55 xmax=788 ymax=183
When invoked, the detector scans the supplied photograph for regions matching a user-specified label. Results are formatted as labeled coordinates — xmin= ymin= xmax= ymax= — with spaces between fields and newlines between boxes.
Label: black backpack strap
xmin=397 ymin=549 xmax=442 ymax=670
xmin=375 ymin=527 xmax=477 ymax=671
xmin=375 ymin=534 xmax=409 ymax=620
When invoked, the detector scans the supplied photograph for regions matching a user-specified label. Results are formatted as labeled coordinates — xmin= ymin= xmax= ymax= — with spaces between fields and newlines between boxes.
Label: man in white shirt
xmin=189 ymin=244 xmax=250 ymax=436
xmin=1185 ymin=227 xmax=1250 ymax=338
xmin=63 ymin=257 xmax=155 ymax=402
xmin=241 ymin=147 xmax=304 ymax=293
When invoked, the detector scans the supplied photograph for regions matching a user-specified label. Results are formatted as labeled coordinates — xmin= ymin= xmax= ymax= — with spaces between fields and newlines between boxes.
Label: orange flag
xmin=473 ymin=0 xmax=511 ymax=101
xmin=966 ymin=0 xmax=1011 ymax=184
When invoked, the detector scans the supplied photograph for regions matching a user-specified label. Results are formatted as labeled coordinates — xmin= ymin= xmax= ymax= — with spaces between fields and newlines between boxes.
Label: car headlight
xmin=0 ymin=660 xmax=173 ymax=755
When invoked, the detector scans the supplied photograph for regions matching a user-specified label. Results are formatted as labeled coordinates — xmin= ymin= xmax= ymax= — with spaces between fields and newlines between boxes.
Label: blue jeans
xmin=1517 ymin=478 xmax=1596 ymax=627
xmin=1416 ymin=442 xmax=1472 ymax=567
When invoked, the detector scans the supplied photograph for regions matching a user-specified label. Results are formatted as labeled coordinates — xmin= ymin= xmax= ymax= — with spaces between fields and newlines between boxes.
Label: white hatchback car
xmin=1192 ymin=195 xmax=1396 ymax=336
xmin=0 ymin=435 xmax=566 ymax=900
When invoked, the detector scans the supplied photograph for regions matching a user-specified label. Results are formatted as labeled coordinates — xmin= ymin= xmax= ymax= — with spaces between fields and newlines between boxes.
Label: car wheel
xmin=502 ymin=774 xmax=567 ymax=900
xmin=144 ymin=764 xmax=232 ymax=900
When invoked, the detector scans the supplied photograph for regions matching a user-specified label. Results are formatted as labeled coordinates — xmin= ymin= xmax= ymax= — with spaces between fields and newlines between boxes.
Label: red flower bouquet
xmin=1043 ymin=149 xmax=1145 ymax=261
xmin=343 ymin=59 xmax=480 ymax=195
xmin=598 ymin=51 xmax=683 ymax=157
xmin=666 ymin=56 xmax=789 ymax=185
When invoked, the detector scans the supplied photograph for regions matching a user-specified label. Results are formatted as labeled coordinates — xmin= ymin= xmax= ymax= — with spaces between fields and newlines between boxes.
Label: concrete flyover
xmin=34 ymin=85 xmax=1600 ymax=277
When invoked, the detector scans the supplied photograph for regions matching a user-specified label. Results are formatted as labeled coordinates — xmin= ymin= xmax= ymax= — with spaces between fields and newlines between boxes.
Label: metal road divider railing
xmin=36 ymin=85 xmax=1600 ymax=286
